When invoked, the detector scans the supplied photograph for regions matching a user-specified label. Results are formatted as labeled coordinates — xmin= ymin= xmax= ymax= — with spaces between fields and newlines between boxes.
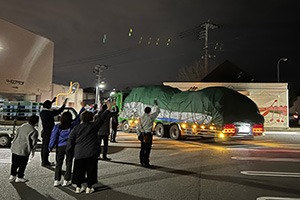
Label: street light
xmin=277 ymin=58 xmax=288 ymax=82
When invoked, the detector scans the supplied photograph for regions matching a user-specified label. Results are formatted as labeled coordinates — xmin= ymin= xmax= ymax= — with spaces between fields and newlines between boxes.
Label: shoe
xmin=15 ymin=177 xmax=29 ymax=183
xmin=41 ymin=162 xmax=55 ymax=167
xmin=75 ymin=186 xmax=86 ymax=194
xmin=86 ymin=187 xmax=95 ymax=194
xmin=103 ymin=157 xmax=111 ymax=161
xmin=62 ymin=180 xmax=72 ymax=186
xmin=144 ymin=163 xmax=151 ymax=168
xmin=9 ymin=175 xmax=16 ymax=182
xmin=53 ymin=180 xmax=61 ymax=187
xmin=98 ymin=157 xmax=103 ymax=160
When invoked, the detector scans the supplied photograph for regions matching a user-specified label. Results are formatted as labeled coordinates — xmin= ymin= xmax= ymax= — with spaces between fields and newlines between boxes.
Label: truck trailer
xmin=115 ymin=85 xmax=264 ymax=141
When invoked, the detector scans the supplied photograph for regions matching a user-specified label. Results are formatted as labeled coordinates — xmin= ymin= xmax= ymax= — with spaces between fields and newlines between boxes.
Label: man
xmin=97 ymin=101 xmax=119 ymax=160
xmin=110 ymin=104 xmax=119 ymax=143
xmin=137 ymin=100 xmax=160 ymax=168
xmin=40 ymin=97 xmax=67 ymax=166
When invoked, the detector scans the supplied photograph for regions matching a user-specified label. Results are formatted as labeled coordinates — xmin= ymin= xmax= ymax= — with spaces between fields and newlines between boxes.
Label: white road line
xmin=241 ymin=171 xmax=300 ymax=178
xmin=265 ymin=131 xmax=299 ymax=135
xmin=257 ymin=197 xmax=300 ymax=200
xmin=232 ymin=157 xmax=300 ymax=162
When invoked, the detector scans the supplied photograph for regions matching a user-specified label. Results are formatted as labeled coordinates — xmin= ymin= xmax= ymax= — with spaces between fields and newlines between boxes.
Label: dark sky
xmin=0 ymin=0 xmax=299 ymax=91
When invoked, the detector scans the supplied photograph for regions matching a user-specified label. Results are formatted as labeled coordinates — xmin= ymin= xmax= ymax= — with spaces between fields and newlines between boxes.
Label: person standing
xmin=97 ymin=101 xmax=119 ymax=160
xmin=137 ymin=101 xmax=160 ymax=168
xmin=48 ymin=101 xmax=85 ymax=187
xmin=40 ymin=97 xmax=67 ymax=166
xmin=110 ymin=104 xmax=119 ymax=143
xmin=9 ymin=115 xmax=39 ymax=182
xmin=66 ymin=102 xmax=111 ymax=194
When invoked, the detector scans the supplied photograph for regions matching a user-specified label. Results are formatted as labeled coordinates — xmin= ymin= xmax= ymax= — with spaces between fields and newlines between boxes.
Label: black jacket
xmin=66 ymin=110 xmax=109 ymax=159
xmin=97 ymin=106 xmax=119 ymax=136
xmin=40 ymin=105 xmax=65 ymax=137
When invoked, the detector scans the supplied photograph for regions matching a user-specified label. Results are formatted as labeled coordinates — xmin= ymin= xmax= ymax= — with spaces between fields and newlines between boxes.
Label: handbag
xmin=142 ymin=132 xmax=152 ymax=144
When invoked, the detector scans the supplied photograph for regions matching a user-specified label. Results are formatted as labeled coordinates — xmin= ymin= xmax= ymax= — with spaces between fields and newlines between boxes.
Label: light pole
xmin=277 ymin=58 xmax=288 ymax=82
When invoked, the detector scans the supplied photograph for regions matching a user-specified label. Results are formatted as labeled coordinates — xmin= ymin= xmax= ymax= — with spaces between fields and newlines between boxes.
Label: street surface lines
xmin=257 ymin=197 xmax=300 ymax=200
xmin=240 ymin=171 xmax=300 ymax=178
xmin=232 ymin=156 xmax=300 ymax=162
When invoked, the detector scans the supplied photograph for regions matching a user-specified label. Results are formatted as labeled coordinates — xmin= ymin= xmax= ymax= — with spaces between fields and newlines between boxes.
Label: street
xmin=0 ymin=131 xmax=300 ymax=200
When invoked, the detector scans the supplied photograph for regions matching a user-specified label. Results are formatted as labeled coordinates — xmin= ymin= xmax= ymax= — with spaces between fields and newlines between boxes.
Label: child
xmin=9 ymin=115 xmax=39 ymax=182
xmin=49 ymin=101 xmax=85 ymax=187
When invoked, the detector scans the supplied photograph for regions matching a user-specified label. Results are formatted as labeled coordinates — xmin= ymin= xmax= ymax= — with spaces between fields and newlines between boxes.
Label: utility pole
xmin=93 ymin=64 xmax=107 ymax=106
xmin=198 ymin=20 xmax=219 ymax=75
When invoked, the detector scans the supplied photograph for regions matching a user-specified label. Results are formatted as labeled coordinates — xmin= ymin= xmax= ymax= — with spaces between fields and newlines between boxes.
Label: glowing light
xmin=128 ymin=28 xmax=133 ymax=37
xmin=219 ymin=133 xmax=225 ymax=138
xmin=200 ymin=125 xmax=205 ymax=129
xmin=156 ymin=38 xmax=160 ymax=46
xmin=192 ymin=124 xmax=197 ymax=129
xmin=166 ymin=38 xmax=171 ymax=46
xmin=102 ymin=34 xmax=107 ymax=43
xmin=0 ymin=46 xmax=3 ymax=50
xmin=139 ymin=36 xmax=143 ymax=44
xmin=134 ymin=120 xmax=139 ymax=124
xmin=148 ymin=37 xmax=152 ymax=45
xmin=181 ymin=123 xmax=187 ymax=129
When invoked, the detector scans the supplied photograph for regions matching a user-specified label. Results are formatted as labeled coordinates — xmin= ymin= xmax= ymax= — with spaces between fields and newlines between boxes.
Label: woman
xmin=49 ymin=101 xmax=85 ymax=187
xmin=66 ymin=102 xmax=110 ymax=194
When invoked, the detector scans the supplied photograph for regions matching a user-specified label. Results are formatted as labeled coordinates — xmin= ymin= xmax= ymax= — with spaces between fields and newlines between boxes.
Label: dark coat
xmin=97 ymin=106 xmax=119 ymax=136
xmin=66 ymin=110 xmax=109 ymax=160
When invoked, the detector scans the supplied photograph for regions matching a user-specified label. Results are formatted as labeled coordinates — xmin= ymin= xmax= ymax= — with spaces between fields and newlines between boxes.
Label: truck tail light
xmin=223 ymin=124 xmax=236 ymax=133
xmin=252 ymin=124 xmax=263 ymax=133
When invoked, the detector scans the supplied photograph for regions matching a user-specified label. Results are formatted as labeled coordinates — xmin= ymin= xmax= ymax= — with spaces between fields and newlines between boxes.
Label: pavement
xmin=1 ymin=131 xmax=300 ymax=200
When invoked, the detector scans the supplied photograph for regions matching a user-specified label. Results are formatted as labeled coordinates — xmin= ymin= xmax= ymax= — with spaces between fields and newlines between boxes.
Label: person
xmin=9 ymin=115 xmax=39 ymax=183
xmin=48 ymin=101 xmax=85 ymax=187
xmin=97 ymin=101 xmax=119 ymax=160
xmin=137 ymin=101 xmax=160 ymax=168
xmin=110 ymin=104 xmax=119 ymax=143
xmin=66 ymin=102 xmax=111 ymax=194
xmin=91 ymin=104 xmax=98 ymax=115
xmin=40 ymin=97 xmax=67 ymax=166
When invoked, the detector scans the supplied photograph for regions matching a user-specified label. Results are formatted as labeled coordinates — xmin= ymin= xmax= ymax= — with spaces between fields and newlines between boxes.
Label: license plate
xmin=238 ymin=125 xmax=250 ymax=133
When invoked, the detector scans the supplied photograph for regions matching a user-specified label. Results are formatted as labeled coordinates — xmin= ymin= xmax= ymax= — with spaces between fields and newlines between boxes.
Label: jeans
xmin=139 ymin=133 xmax=153 ymax=165
xmin=10 ymin=153 xmax=29 ymax=178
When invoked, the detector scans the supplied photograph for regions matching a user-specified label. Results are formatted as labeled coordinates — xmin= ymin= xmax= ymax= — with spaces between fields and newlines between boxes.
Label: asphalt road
xmin=0 ymin=131 xmax=300 ymax=200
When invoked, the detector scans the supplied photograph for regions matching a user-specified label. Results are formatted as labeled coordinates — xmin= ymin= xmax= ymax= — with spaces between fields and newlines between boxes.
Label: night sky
xmin=0 ymin=0 xmax=299 ymax=91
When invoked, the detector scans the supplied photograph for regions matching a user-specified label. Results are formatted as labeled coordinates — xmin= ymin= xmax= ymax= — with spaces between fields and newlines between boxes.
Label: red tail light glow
xmin=252 ymin=124 xmax=263 ymax=133
xmin=223 ymin=124 xmax=236 ymax=133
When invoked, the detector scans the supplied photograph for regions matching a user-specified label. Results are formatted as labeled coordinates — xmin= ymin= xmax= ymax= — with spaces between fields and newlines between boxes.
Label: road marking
xmin=257 ymin=197 xmax=300 ymax=200
xmin=265 ymin=131 xmax=299 ymax=135
xmin=232 ymin=156 xmax=300 ymax=162
xmin=241 ymin=171 xmax=300 ymax=178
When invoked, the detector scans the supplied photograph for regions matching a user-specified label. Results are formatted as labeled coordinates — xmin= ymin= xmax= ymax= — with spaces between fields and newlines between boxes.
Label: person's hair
xmin=93 ymin=104 xmax=98 ymax=110
xmin=43 ymin=100 xmax=52 ymax=109
xmin=81 ymin=111 xmax=94 ymax=123
xmin=101 ymin=104 xmax=107 ymax=111
xmin=144 ymin=107 xmax=151 ymax=114
xmin=28 ymin=115 xmax=39 ymax=125
xmin=59 ymin=112 xmax=72 ymax=129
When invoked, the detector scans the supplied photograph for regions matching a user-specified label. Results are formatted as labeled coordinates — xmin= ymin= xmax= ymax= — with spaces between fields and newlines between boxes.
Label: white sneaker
xmin=75 ymin=186 xmax=86 ymax=194
xmin=62 ymin=180 xmax=72 ymax=186
xmin=15 ymin=177 xmax=29 ymax=183
xmin=53 ymin=180 xmax=61 ymax=187
xmin=86 ymin=187 xmax=94 ymax=194
xmin=9 ymin=175 xmax=16 ymax=182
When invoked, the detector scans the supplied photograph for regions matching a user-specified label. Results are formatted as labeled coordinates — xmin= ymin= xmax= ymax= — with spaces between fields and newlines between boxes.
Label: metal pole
xmin=204 ymin=23 xmax=209 ymax=75
xmin=277 ymin=58 xmax=288 ymax=82
xmin=94 ymin=64 xmax=106 ymax=105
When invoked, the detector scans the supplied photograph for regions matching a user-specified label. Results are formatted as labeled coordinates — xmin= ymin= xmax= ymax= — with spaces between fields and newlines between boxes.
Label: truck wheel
xmin=122 ymin=121 xmax=130 ymax=132
xmin=155 ymin=123 xmax=164 ymax=137
xmin=169 ymin=124 xmax=181 ymax=140
xmin=0 ymin=135 xmax=11 ymax=147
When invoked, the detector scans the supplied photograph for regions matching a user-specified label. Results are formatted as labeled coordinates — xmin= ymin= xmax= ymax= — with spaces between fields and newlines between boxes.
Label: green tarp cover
xmin=123 ymin=85 xmax=264 ymax=127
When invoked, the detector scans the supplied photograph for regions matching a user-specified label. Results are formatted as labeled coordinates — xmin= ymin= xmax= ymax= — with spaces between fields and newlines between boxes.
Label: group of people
xmin=8 ymin=97 xmax=160 ymax=195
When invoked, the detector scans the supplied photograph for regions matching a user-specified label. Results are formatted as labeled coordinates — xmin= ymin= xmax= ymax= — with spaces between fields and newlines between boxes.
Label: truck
xmin=114 ymin=85 xmax=264 ymax=141
xmin=0 ymin=101 xmax=78 ymax=147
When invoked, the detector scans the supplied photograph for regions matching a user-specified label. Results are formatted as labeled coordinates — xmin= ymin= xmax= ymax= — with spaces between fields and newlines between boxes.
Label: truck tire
xmin=122 ymin=121 xmax=130 ymax=132
xmin=155 ymin=123 xmax=164 ymax=137
xmin=0 ymin=135 xmax=11 ymax=147
xmin=169 ymin=124 xmax=181 ymax=140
